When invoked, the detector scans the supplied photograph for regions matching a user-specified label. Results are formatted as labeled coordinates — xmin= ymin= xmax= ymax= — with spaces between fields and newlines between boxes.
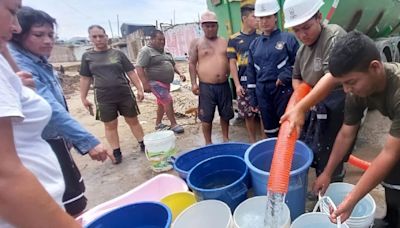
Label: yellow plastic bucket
xmin=161 ymin=192 xmax=196 ymax=221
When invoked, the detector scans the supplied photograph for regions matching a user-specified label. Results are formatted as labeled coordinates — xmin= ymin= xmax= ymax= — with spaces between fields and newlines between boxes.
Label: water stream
xmin=264 ymin=191 xmax=285 ymax=228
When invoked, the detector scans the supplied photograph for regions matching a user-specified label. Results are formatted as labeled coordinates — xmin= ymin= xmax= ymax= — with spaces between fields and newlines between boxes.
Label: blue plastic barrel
xmin=187 ymin=155 xmax=249 ymax=211
xmin=85 ymin=202 xmax=172 ymax=228
xmin=173 ymin=142 xmax=250 ymax=180
xmin=244 ymin=138 xmax=313 ymax=220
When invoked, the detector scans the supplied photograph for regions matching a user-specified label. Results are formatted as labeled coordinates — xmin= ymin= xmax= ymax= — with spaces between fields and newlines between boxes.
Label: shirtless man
xmin=189 ymin=10 xmax=234 ymax=145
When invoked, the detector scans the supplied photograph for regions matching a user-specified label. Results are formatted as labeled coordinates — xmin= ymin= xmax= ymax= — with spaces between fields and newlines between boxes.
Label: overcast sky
xmin=23 ymin=0 xmax=208 ymax=40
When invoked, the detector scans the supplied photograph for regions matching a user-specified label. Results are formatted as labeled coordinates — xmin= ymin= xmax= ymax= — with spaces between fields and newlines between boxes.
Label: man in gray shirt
xmin=136 ymin=30 xmax=185 ymax=133
xmin=282 ymin=0 xmax=351 ymax=186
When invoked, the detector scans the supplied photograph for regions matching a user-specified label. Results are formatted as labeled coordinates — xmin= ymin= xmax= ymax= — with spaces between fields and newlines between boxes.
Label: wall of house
xmin=164 ymin=23 xmax=202 ymax=60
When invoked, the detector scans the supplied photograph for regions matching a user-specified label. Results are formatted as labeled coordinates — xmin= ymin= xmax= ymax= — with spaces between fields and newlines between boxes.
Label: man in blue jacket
xmin=247 ymin=0 xmax=299 ymax=138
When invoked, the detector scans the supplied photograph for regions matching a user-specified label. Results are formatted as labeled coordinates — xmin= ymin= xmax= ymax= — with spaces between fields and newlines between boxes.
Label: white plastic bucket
xmin=233 ymin=196 xmax=291 ymax=228
xmin=291 ymin=212 xmax=349 ymax=228
xmin=143 ymin=130 xmax=177 ymax=172
xmin=291 ymin=197 xmax=349 ymax=228
xmin=172 ymin=200 xmax=233 ymax=228
xmin=321 ymin=183 xmax=376 ymax=228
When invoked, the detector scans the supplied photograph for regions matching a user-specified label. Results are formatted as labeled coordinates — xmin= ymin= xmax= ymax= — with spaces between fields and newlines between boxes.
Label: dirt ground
xmin=57 ymin=61 xmax=388 ymax=219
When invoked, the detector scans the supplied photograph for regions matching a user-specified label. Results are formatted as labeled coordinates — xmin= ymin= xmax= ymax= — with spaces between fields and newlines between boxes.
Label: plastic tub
xmin=172 ymin=200 xmax=233 ymax=228
xmin=77 ymin=174 xmax=188 ymax=226
xmin=187 ymin=155 xmax=249 ymax=211
xmin=85 ymin=202 xmax=171 ymax=228
xmin=173 ymin=142 xmax=250 ymax=179
xmin=244 ymin=138 xmax=313 ymax=220
xmin=161 ymin=191 xmax=197 ymax=221
xmin=233 ymin=196 xmax=291 ymax=228
xmin=291 ymin=212 xmax=349 ymax=228
xmin=321 ymin=183 xmax=376 ymax=228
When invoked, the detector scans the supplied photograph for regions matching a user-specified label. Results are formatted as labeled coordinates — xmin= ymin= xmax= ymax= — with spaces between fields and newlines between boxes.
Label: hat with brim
xmin=200 ymin=11 xmax=218 ymax=24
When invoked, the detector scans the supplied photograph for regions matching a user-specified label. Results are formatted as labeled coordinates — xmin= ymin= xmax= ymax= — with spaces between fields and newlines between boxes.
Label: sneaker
xmin=155 ymin=123 xmax=170 ymax=131
xmin=170 ymin=124 xmax=184 ymax=134
xmin=113 ymin=149 xmax=122 ymax=164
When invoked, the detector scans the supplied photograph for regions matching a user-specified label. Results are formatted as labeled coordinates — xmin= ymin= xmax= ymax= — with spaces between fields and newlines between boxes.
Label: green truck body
xmin=207 ymin=0 xmax=400 ymax=61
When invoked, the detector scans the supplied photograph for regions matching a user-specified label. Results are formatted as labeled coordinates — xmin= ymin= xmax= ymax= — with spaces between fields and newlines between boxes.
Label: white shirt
xmin=0 ymin=55 xmax=65 ymax=227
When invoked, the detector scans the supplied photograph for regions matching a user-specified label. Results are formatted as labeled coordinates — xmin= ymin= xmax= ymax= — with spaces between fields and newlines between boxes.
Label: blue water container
xmin=85 ymin=202 xmax=171 ymax=228
xmin=187 ymin=155 xmax=249 ymax=211
xmin=173 ymin=142 xmax=250 ymax=180
xmin=244 ymin=138 xmax=313 ymax=220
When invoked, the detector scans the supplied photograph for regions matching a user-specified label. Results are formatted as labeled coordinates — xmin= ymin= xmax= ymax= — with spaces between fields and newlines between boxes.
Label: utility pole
xmin=108 ymin=19 xmax=114 ymax=38
xmin=173 ymin=9 xmax=176 ymax=25
xmin=117 ymin=14 xmax=120 ymax=37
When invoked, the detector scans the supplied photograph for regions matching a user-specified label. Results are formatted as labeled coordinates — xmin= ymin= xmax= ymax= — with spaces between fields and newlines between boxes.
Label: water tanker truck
xmin=207 ymin=0 xmax=400 ymax=62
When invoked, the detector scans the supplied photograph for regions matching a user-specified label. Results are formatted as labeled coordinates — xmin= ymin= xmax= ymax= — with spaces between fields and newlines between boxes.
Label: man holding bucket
xmin=283 ymin=31 xmax=400 ymax=227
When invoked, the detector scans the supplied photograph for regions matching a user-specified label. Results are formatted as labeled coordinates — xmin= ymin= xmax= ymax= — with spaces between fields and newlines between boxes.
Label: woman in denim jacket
xmin=8 ymin=6 xmax=108 ymax=216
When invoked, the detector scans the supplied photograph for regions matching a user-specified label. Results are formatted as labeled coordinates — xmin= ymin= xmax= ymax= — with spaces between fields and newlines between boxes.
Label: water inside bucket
xmin=328 ymin=192 xmax=374 ymax=217
xmin=291 ymin=212 xmax=349 ymax=228
xmin=234 ymin=196 xmax=290 ymax=228
xmin=323 ymin=183 xmax=375 ymax=221
xmin=198 ymin=170 xmax=242 ymax=189
xmin=252 ymin=153 xmax=305 ymax=172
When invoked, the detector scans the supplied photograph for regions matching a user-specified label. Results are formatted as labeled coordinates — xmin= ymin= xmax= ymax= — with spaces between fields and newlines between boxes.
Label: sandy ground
xmin=58 ymin=61 xmax=389 ymax=218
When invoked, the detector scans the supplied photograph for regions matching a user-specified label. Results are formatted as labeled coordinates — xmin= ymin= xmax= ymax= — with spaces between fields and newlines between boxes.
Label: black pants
xmin=379 ymin=187 xmax=400 ymax=228
xmin=300 ymin=89 xmax=353 ymax=181
xmin=47 ymin=138 xmax=87 ymax=216
xmin=256 ymin=82 xmax=293 ymax=138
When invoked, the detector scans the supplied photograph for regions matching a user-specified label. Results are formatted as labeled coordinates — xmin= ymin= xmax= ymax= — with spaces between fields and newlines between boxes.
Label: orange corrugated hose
xmin=268 ymin=83 xmax=312 ymax=193
xmin=348 ymin=155 xmax=370 ymax=171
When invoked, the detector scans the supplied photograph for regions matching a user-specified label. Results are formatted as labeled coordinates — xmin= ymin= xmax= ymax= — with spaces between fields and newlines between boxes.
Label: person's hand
xmin=192 ymin=83 xmax=200 ymax=95
xmin=88 ymin=143 xmax=108 ymax=162
xmin=142 ymin=81 xmax=151 ymax=93
xmin=276 ymin=79 xmax=285 ymax=87
xmin=136 ymin=90 xmax=144 ymax=102
xmin=280 ymin=106 xmax=305 ymax=137
xmin=236 ymin=84 xmax=245 ymax=97
xmin=330 ymin=195 xmax=355 ymax=224
xmin=179 ymin=74 xmax=186 ymax=82
xmin=81 ymin=98 xmax=94 ymax=115
xmin=17 ymin=71 xmax=35 ymax=89
xmin=312 ymin=172 xmax=331 ymax=195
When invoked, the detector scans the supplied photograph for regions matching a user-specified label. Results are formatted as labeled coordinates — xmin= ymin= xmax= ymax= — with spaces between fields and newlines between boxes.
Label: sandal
xmin=170 ymin=124 xmax=184 ymax=134
xmin=155 ymin=123 xmax=170 ymax=131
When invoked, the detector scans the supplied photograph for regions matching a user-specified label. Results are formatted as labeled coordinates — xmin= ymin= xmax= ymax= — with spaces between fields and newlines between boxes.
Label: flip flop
xmin=155 ymin=123 xmax=170 ymax=131
xmin=170 ymin=124 xmax=184 ymax=134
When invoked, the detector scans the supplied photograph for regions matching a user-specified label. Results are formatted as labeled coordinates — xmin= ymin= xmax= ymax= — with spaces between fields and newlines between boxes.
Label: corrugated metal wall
xmin=164 ymin=23 xmax=203 ymax=59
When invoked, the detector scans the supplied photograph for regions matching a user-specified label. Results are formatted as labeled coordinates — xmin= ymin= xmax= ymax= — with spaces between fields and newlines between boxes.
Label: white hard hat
xmin=254 ymin=0 xmax=280 ymax=17
xmin=283 ymin=0 xmax=324 ymax=28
